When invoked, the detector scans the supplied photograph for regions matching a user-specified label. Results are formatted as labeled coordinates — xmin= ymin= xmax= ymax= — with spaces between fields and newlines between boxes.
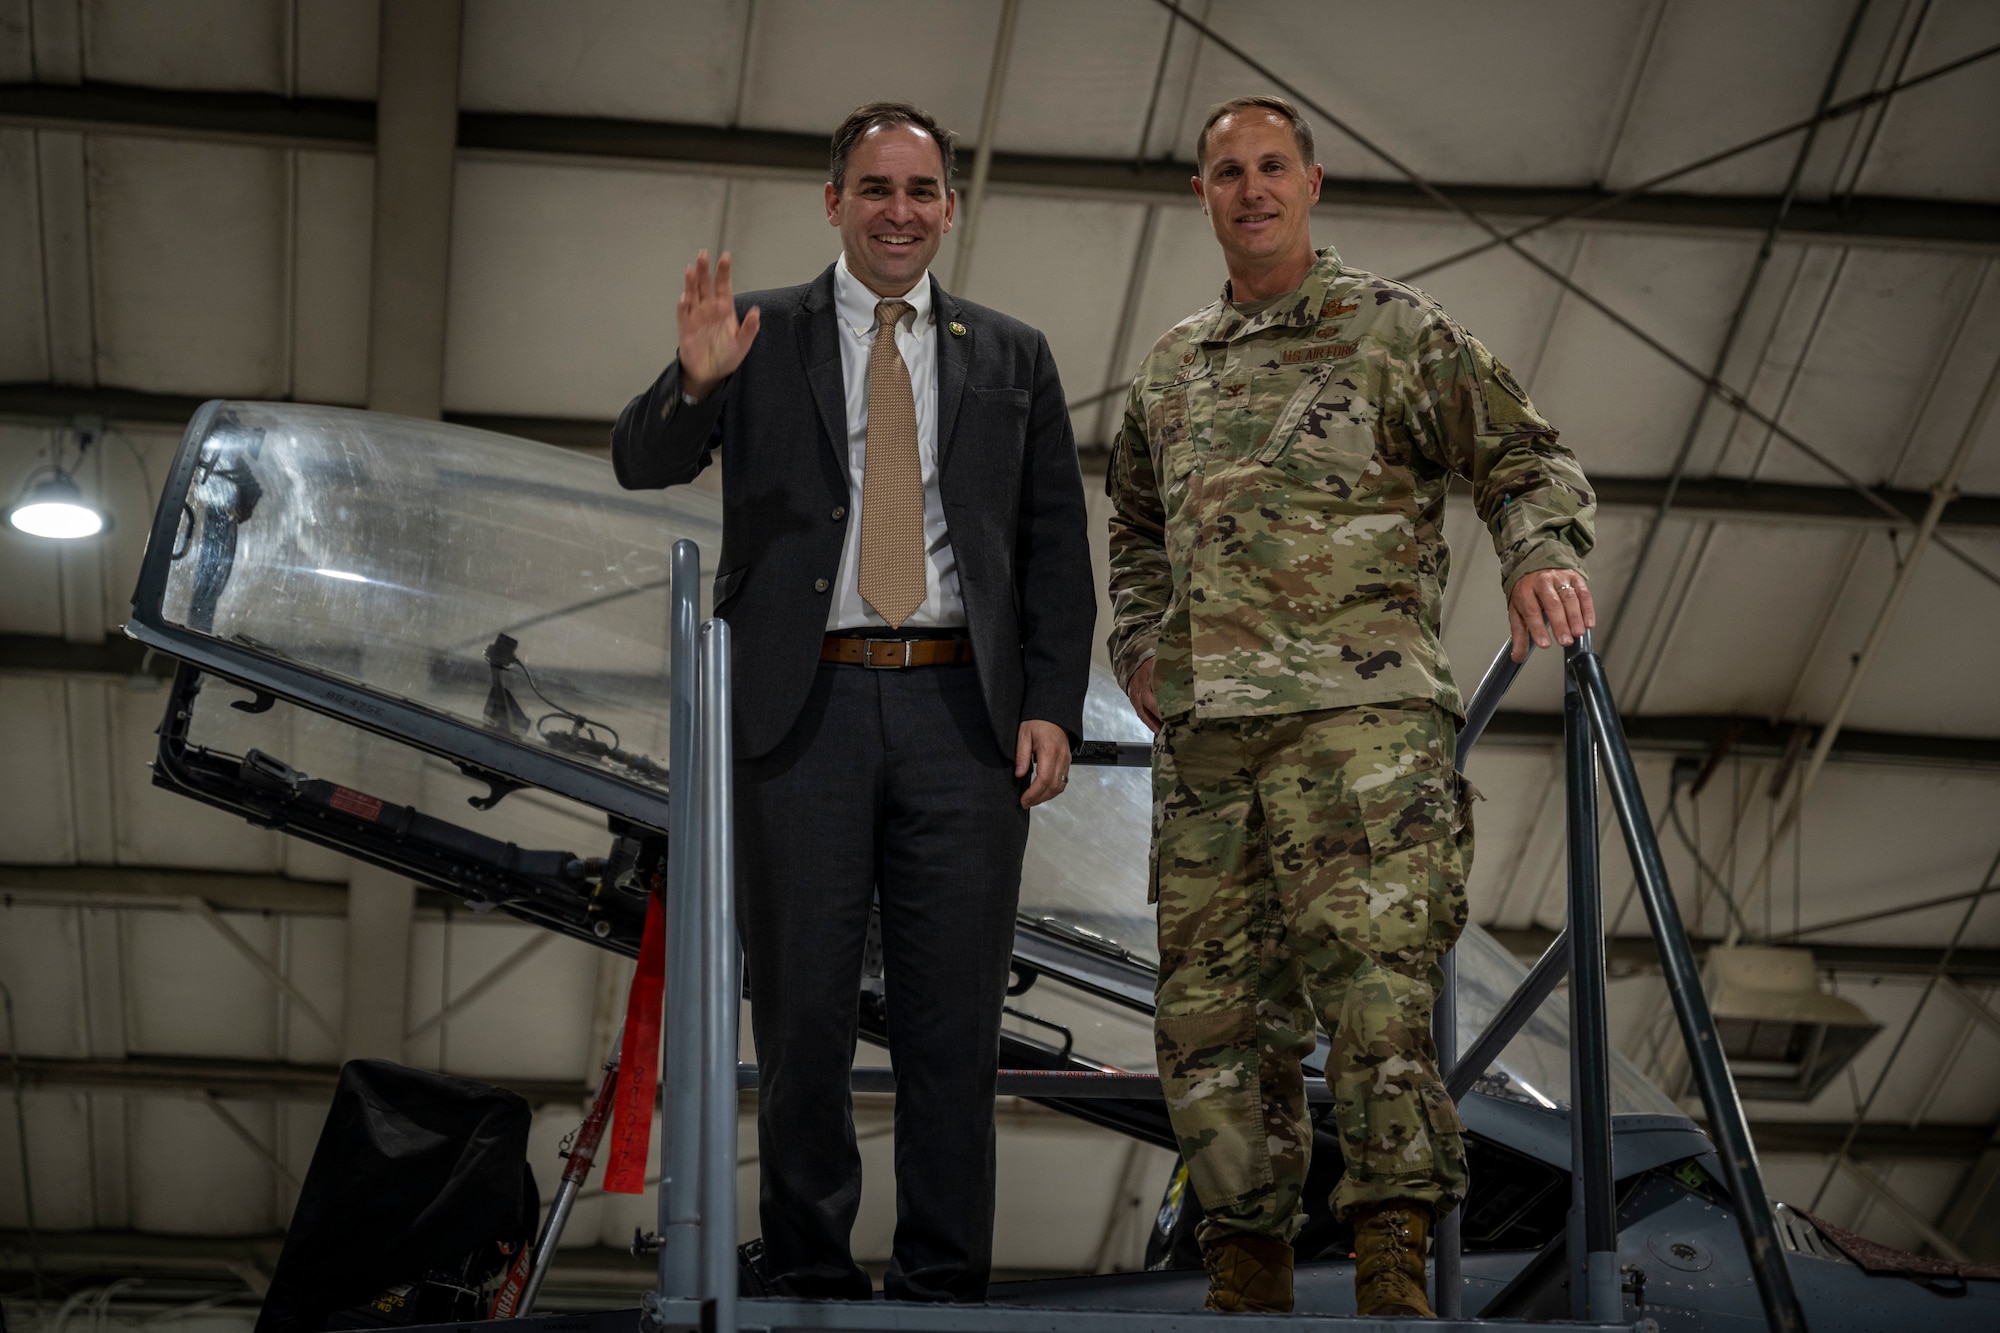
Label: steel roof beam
xmin=1487 ymin=927 xmax=2000 ymax=983
xmin=2 ymin=82 xmax=1996 ymax=251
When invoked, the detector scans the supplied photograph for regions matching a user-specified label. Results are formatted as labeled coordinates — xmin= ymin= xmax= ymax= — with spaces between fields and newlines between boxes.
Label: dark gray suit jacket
xmin=612 ymin=264 xmax=1095 ymax=762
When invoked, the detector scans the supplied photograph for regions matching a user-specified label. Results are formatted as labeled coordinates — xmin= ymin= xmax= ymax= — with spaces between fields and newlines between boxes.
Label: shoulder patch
xmin=1493 ymin=361 xmax=1530 ymax=404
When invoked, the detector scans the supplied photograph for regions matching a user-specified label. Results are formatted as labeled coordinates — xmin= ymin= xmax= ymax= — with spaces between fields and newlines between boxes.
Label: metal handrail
xmin=650 ymin=542 xmax=743 ymax=1333
xmin=659 ymin=540 xmax=704 ymax=1297
xmin=1441 ymin=634 xmax=1807 ymax=1329
xmin=1568 ymin=639 xmax=1806 ymax=1330
xmin=698 ymin=618 xmax=741 ymax=1329
xmin=1565 ymin=662 xmax=1617 ymax=1319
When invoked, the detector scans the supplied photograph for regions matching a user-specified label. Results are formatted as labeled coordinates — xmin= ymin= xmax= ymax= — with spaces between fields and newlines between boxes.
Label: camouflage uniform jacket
xmin=1106 ymin=247 xmax=1595 ymax=722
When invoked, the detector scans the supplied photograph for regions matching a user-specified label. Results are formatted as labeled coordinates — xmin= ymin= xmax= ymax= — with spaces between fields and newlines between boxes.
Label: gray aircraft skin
xmin=124 ymin=402 xmax=1998 ymax=1329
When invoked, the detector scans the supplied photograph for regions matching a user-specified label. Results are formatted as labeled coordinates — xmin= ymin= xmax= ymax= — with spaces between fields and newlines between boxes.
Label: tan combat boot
xmin=1352 ymin=1200 xmax=1435 ymax=1317
xmin=1201 ymin=1231 xmax=1294 ymax=1313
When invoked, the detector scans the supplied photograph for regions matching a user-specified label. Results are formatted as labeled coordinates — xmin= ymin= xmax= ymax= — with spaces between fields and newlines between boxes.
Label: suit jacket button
xmin=832 ymin=506 xmax=846 ymax=520
xmin=814 ymin=578 xmax=829 ymax=592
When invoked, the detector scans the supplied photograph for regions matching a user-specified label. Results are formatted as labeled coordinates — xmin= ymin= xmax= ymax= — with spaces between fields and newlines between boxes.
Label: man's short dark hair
xmin=1196 ymin=95 xmax=1316 ymax=173
xmin=829 ymin=102 xmax=957 ymax=193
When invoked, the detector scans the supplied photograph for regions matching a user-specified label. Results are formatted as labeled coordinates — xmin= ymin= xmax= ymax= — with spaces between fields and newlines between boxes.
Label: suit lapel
xmin=797 ymin=266 xmax=848 ymax=471
xmin=933 ymin=275 xmax=970 ymax=473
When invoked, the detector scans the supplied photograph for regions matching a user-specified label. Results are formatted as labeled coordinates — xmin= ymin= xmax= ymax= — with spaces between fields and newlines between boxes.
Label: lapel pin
xmin=948 ymin=321 xmax=967 ymax=337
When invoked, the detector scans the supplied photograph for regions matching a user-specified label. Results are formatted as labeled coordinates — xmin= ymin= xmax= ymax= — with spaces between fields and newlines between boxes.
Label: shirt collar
xmin=835 ymin=253 xmax=934 ymax=340
xmin=1192 ymin=246 xmax=1344 ymax=344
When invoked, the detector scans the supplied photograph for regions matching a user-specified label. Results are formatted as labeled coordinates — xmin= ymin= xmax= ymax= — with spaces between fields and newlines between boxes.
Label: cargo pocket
xmin=1429 ymin=772 xmax=1477 ymax=955
xmin=1155 ymin=1006 xmax=1273 ymax=1212
xmin=1354 ymin=759 xmax=1454 ymax=964
xmin=1420 ymin=1081 xmax=1471 ymax=1206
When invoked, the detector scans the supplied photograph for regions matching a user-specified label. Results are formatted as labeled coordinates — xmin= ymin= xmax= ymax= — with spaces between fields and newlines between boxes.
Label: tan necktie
xmin=858 ymin=299 xmax=926 ymax=628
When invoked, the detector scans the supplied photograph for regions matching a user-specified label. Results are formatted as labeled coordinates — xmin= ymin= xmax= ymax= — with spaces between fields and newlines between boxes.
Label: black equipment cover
xmin=255 ymin=1060 xmax=540 ymax=1333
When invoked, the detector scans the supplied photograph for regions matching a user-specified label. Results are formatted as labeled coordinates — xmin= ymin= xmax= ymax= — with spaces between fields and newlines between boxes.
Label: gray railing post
xmin=659 ymin=540 xmax=704 ymax=1298
xmin=1568 ymin=642 xmax=1808 ymax=1333
xmin=698 ymin=618 xmax=740 ymax=1333
xmin=1435 ymin=639 xmax=1527 ymax=1317
xmin=1563 ymin=663 xmax=1618 ymax=1320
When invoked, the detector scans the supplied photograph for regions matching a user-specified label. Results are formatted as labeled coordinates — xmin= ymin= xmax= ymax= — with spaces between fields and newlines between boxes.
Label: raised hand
xmin=676 ymin=250 xmax=762 ymax=400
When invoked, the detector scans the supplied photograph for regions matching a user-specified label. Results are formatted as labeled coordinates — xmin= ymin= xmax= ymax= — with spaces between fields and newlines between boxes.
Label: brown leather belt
xmin=821 ymin=635 xmax=975 ymax=669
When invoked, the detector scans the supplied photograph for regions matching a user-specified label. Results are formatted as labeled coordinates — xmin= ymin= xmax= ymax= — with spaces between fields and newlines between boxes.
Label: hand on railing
xmin=1508 ymin=568 xmax=1596 ymax=661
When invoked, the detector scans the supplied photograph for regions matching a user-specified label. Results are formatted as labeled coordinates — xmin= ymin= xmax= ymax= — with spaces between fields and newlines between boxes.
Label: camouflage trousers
xmin=1150 ymin=700 xmax=1473 ymax=1244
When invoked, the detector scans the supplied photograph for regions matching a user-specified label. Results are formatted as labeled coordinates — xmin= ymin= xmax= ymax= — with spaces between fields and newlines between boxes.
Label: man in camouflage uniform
xmin=1107 ymin=96 xmax=1597 ymax=1317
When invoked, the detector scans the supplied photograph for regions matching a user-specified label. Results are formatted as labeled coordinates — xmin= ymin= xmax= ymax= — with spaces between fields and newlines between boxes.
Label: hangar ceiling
xmin=2 ymin=0 xmax=1999 ymax=1317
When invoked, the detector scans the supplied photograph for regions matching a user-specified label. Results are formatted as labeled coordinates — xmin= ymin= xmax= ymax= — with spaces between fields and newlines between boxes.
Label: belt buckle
xmin=865 ymin=638 xmax=915 ymax=669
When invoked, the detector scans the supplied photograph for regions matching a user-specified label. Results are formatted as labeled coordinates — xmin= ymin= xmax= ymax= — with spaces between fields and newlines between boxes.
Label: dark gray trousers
xmin=736 ymin=660 xmax=1029 ymax=1303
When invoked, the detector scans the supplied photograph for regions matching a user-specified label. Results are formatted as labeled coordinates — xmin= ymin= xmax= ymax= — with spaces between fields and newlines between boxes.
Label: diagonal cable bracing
xmin=1601 ymin=0 xmax=1878 ymax=655
xmin=1149 ymin=0 xmax=2000 ymax=591
xmin=1808 ymin=842 xmax=2000 ymax=1213
xmin=1397 ymin=35 xmax=2000 ymax=284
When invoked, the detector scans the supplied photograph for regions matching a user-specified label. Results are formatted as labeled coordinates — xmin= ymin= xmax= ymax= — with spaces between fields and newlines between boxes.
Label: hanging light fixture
xmin=8 ymin=424 xmax=109 ymax=540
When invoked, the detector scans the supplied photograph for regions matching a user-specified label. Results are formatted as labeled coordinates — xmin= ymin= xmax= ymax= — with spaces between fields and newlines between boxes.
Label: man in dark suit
xmin=611 ymin=102 xmax=1094 ymax=1303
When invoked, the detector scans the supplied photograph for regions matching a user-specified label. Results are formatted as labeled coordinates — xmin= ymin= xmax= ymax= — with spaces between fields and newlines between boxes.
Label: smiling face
xmin=1193 ymin=109 xmax=1323 ymax=293
xmin=825 ymin=123 xmax=955 ymax=298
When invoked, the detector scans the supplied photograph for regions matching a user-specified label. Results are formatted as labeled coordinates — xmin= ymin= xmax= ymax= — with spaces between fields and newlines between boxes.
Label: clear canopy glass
xmin=145 ymin=402 xmax=721 ymax=795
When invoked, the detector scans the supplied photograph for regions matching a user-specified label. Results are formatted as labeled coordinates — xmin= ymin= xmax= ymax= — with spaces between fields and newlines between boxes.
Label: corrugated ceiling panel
xmin=0 ymin=128 xmax=48 ymax=382
xmin=1834 ymin=530 xmax=2000 ymax=736
xmin=0 ymin=3 xmax=31 ymax=82
xmin=460 ymin=0 xmax=747 ymax=124
xmin=278 ymin=914 xmax=346 ymax=1066
xmin=1795 ymin=764 xmax=2000 ymax=947
xmin=403 ymin=919 xmax=600 ymax=1083
xmin=1618 ymin=520 xmax=1856 ymax=717
xmin=82 ymin=0 xmax=284 ymax=93
xmin=0 ymin=676 xmax=78 ymax=860
xmin=991 ymin=0 xmax=1170 ymax=159
xmin=292 ymin=149 xmax=373 ymax=407
xmin=130 ymin=1095 xmax=278 ymax=1233
xmin=125 ymin=910 xmax=288 ymax=1057
xmin=0 ymin=904 xmax=88 ymax=1053
xmin=1852 ymin=0 xmax=2000 ymax=203
xmin=1602 ymin=0 xmax=1866 ymax=196
xmin=952 ymin=193 xmax=1148 ymax=447
xmin=295 ymin=0 xmax=378 ymax=100
xmin=442 ymin=159 xmax=727 ymax=420
xmin=736 ymin=0 xmax=997 ymax=139
xmin=0 ymin=1093 xmax=98 ymax=1229
xmin=1881 ymin=269 xmax=2000 ymax=493
xmin=1529 ymin=232 xmax=1760 ymax=476
xmin=1713 ymin=248 xmax=1989 ymax=489
xmin=717 ymin=176 xmax=842 ymax=296
xmin=1172 ymin=0 xmax=1647 ymax=188
xmin=1118 ymin=203 xmax=1229 ymax=373
xmin=88 ymin=135 xmax=288 ymax=397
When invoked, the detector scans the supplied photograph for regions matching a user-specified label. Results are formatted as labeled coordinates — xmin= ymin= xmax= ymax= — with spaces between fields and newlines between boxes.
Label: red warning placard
xmin=329 ymin=786 xmax=384 ymax=821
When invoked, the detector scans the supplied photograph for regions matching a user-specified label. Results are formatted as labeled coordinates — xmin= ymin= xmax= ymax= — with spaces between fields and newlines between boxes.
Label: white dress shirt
xmin=828 ymin=252 xmax=964 ymax=630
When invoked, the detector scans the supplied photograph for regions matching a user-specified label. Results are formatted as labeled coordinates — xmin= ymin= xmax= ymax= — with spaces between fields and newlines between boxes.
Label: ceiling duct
xmin=1707 ymin=946 xmax=1881 ymax=1102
